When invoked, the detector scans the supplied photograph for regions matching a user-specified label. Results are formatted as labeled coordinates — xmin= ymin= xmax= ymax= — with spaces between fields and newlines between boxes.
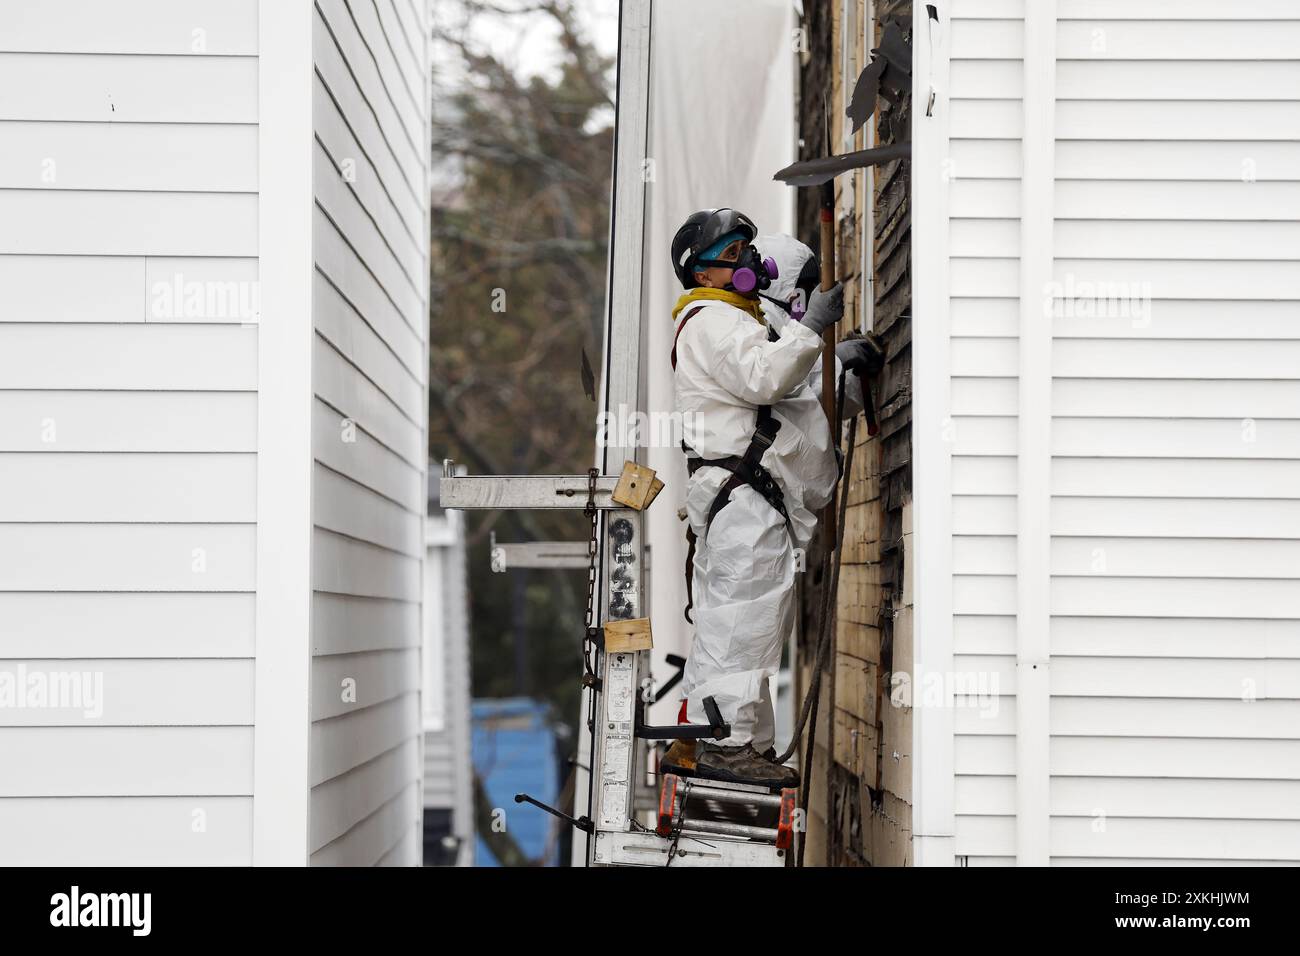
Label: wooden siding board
xmin=310 ymin=648 xmax=421 ymax=722
xmin=309 ymin=739 xmax=421 ymax=854
xmin=0 ymin=592 xmax=254 ymax=659
xmin=0 ymin=392 xmax=256 ymax=453
xmin=311 ymin=778 xmax=421 ymax=865
xmin=0 ymin=726 xmax=254 ymax=796
xmin=0 ymin=658 xmax=253 ymax=726
xmin=314 ymin=333 xmax=424 ymax=467
xmin=313 ymin=9 xmax=422 ymax=209
xmin=310 ymin=3 xmax=427 ymax=866
xmin=0 ymin=523 xmax=254 ymax=592
xmin=1 ymin=0 xmax=259 ymax=55
xmin=312 ymin=591 xmax=422 ymax=656
xmin=0 ymin=796 xmax=253 ymax=865
xmin=311 ymin=691 xmax=421 ymax=786
xmin=314 ymin=207 xmax=427 ymax=378
xmin=0 ymin=122 xmax=258 ymax=192
xmin=313 ymin=462 xmax=422 ymax=557
xmin=0 ymin=191 xmax=257 ymax=257
xmin=0 ymin=53 xmax=257 ymax=123
xmin=312 ymin=395 xmax=424 ymax=512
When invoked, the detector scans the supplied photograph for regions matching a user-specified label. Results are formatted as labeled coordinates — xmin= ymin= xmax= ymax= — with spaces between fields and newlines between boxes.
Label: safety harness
xmin=672 ymin=305 xmax=792 ymax=622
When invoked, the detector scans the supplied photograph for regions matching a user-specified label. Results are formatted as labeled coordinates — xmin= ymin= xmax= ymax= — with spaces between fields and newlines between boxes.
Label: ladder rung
xmin=681 ymin=783 xmax=784 ymax=808
xmin=678 ymin=818 xmax=780 ymax=842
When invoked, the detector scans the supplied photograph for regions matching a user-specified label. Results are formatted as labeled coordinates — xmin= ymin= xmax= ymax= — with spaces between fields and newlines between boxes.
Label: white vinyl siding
xmin=922 ymin=0 xmax=1300 ymax=866
xmin=0 ymin=0 xmax=258 ymax=865
xmin=1044 ymin=3 xmax=1300 ymax=866
xmin=309 ymin=0 xmax=429 ymax=867
xmin=945 ymin=2 xmax=1024 ymax=867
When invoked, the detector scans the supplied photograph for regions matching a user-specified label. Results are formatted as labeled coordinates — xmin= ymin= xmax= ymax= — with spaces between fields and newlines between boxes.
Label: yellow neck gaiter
xmin=671 ymin=287 xmax=766 ymax=326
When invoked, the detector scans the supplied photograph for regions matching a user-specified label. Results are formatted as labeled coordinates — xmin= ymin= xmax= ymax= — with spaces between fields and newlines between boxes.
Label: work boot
xmin=660 ymin=739 xmax=698 ymax=775
xmin=694 ymin=743 xmax=800 ymax=790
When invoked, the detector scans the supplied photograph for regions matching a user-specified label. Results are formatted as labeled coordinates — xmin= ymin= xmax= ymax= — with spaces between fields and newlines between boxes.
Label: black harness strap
xmin=680 ymin=409 xmax=789 ymax=624
xmin=690 ymin=406 xmax=788 ymax=532
xmin=670 ymin=305 xmax=705 ymax=371
xmin=683 ymin=525 xmax=697 ymax=624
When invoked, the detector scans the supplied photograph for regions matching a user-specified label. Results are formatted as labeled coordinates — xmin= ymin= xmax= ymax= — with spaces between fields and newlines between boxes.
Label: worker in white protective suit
xmin=660 ymin=208 xmax=883 ymax=789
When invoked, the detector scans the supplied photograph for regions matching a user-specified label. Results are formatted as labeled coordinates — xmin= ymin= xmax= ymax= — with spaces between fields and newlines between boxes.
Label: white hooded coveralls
xmin=674 ymin=234 xmax=848 ymax=751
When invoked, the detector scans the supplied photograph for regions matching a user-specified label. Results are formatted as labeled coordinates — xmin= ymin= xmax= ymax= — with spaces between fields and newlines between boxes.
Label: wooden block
xmin=610 ymin=460 xmax=657 ymax=510
xmin=643 ymin=476 xmax=665 ymax=509
xmin=603 ymin=617 xmax=652 ymax=653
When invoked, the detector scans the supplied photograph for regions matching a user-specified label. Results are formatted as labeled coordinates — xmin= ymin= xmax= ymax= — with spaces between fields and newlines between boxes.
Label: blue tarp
xmin=471 ymin=698 xmax=560 ymax=866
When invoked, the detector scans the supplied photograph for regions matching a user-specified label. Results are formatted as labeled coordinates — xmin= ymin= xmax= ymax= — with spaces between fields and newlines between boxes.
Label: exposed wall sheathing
xmin=797 ymin=0 xmax=914 ymax=867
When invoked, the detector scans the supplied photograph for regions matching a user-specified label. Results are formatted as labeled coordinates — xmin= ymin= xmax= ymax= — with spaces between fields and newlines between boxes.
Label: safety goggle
xmin=695 ymin=237 xmax=747 ymax=268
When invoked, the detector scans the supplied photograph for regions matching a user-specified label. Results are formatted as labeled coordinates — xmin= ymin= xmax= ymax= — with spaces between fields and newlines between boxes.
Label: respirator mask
xmin=697 ymin=241 xmax=779 ymax=297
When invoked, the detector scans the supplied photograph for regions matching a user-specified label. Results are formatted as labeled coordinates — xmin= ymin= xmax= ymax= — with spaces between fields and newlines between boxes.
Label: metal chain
xmin=581 ymin=467 xmax=600 ymax=677
xmin=663 ymin=787 xmax=694 ymax=867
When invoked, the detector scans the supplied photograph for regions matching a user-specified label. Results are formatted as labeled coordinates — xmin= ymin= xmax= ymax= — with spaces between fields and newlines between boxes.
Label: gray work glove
xmin=836 ymin=333 xmax=885 ymax=377
xmin=799 ymin=282 xmax=844 ymax=336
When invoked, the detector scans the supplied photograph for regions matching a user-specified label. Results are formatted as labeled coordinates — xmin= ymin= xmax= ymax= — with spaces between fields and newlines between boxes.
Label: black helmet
xmin=670 ymin=208 xmax=759 ymax=288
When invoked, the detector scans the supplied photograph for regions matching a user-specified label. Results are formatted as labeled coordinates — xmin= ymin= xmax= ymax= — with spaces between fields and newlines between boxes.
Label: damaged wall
xmin=308 ymin=0 xmax=431 ymax=865
xmin=796 ymin=0 xmax=914 ymax=867
xmin=802 ymin=0 xmax=1300 ymax=869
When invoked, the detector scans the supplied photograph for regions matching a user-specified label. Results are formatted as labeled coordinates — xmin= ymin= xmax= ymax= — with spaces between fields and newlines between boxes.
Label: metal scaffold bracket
xmin=440 ymin=461 xmax=622 ymax=511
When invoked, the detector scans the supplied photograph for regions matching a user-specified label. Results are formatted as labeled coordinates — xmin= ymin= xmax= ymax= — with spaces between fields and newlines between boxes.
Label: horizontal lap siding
xmin=310 ymin=0 xmax=429 ymax=867
xmin=0 ymin=1 xmax=258 ymax=864
xmin=945 ymin=8 xmax=1300 ymax=864
xmin=949 ymin=10 xmax=1024 ymax=862
xmin=1046 ymin=11 xmax=1300 ymax=865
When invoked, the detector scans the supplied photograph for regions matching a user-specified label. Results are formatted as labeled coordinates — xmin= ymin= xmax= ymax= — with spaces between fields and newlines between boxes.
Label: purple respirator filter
xmin=730 ymin=256 xmax=779 ymax=294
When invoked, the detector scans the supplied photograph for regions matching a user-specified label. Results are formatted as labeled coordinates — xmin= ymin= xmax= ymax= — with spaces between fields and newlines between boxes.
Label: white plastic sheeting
xmin=642 ymin=0 xmax=798 ymax=730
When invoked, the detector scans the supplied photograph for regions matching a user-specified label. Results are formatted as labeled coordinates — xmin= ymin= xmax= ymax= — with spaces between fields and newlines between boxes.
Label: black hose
xmin=776 ymin=370 xmax=853 ymax=767
xmin=781 ymin=370 xmax=856 ymax=867
xmin=798 ymin=412 xmax=856 ymax=867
